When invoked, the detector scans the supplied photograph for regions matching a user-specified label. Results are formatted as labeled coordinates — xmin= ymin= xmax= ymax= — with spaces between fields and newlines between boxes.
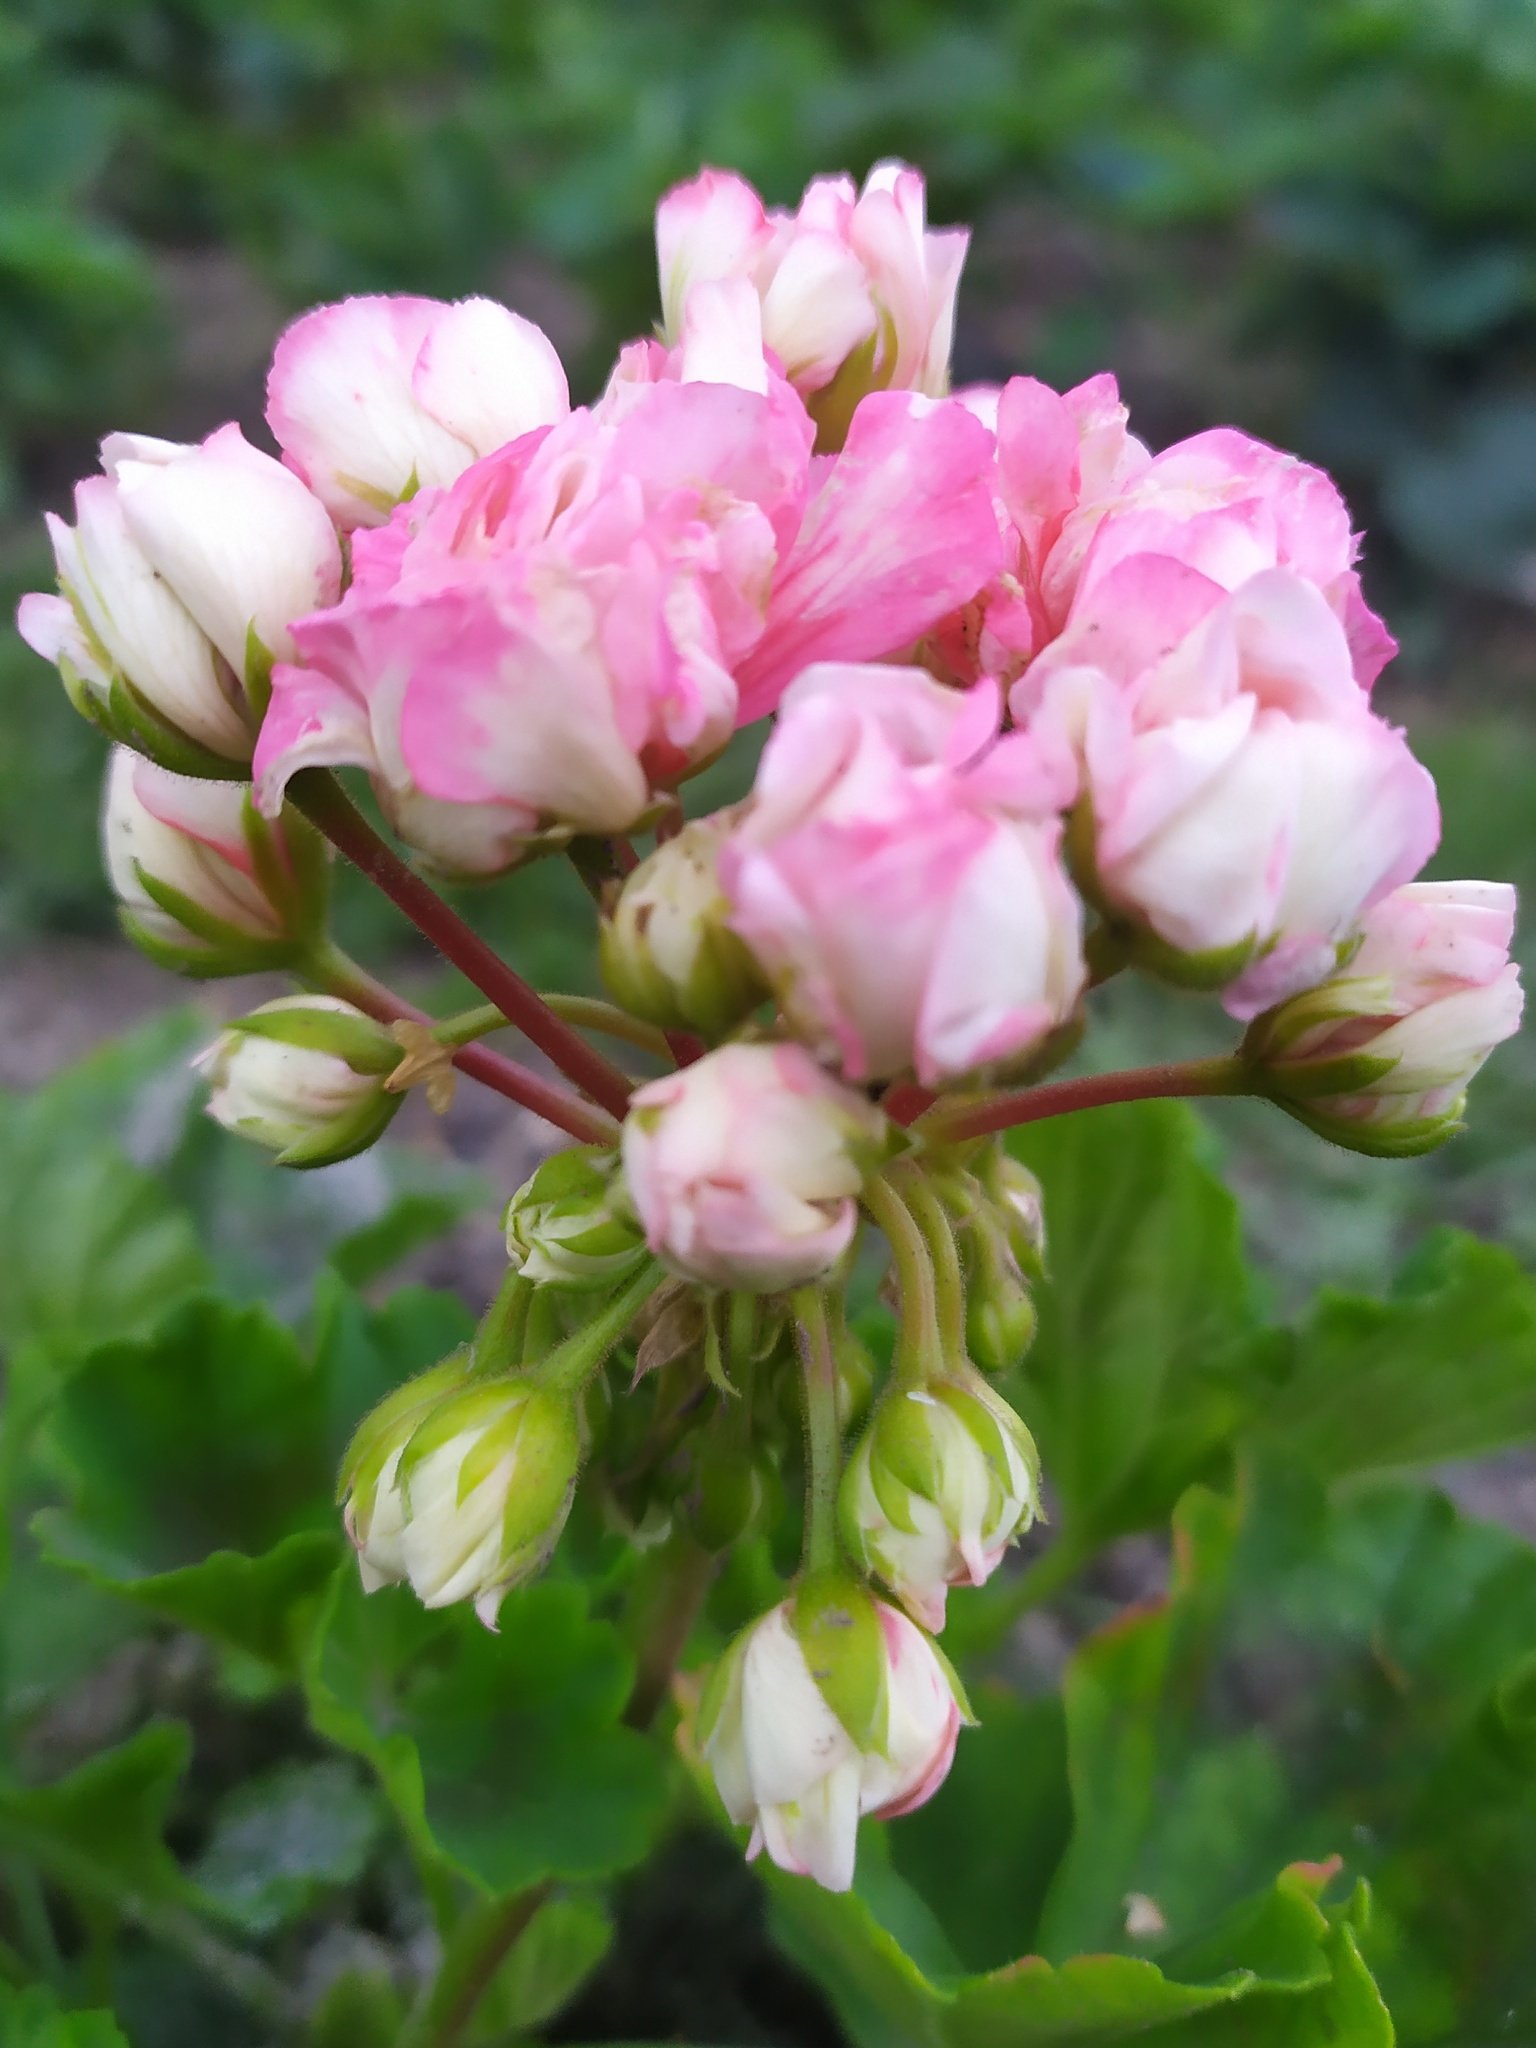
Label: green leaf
xmin=325 ymin=1191 xmax=473 ymax=1287
xmin=0 ymin=1722 xmax=191 ymax=1913
xmin=421 ymin=1890 xmax=614 ymax=2039
xmin=0 ymin=1983 xmax=131 ymax=2047
xmin=765 ymin=1856 xmax=1360 ymax=2048
xmin=40 ymin=1297 xmax=332 ymax=1571
xmin=304 ymin=1567 xmax=669 ymax=1895
xmin=192 ymin=1759 xmax=385 ymax=1937
xmin=1005 ymin=1102 xmax=1261 ymax=1548
xmin=0 ymin=1089 xmax=207 ymax=1363
xmin=1032 ymin=1459 xmax=1536 ymax=2041
xmin=1258 ymin=1228 xmax=1536 ymax=1476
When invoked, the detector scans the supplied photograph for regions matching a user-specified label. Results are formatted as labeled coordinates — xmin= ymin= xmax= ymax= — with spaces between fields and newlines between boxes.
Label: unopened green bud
xmin=980 ymin=1152 xmax=1047 ymax=1281
xmin=600 ymin=820 xmax=767 ymax=1037
xmin=963 ymin=1214 xmax=1037 ymax=1374
xmin=504 ymin=1146 xmax=646 ymax=1289
xmin=340 ymin=1370 xmax=581 ymax=1629
xmin=194 ymin=995 xmax=400 ymax=1166
xmin=840 ymin=1370 xmax=1041 ymax=1630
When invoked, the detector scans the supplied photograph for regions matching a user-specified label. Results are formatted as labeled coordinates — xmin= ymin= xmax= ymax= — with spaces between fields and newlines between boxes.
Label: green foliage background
xmin=3 ymin=3 xmax=1536 ymax=2044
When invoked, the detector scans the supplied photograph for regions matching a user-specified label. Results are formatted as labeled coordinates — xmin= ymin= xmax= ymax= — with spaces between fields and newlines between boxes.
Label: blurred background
xmin=5 ymin=0 xmax=1536 ymax=1285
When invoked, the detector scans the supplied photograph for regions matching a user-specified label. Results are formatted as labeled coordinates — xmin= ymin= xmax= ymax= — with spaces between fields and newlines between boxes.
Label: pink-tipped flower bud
xmin=699 ymin=1572 xmax=969 ymax=1891
xmin=193 ymin=995 xmax=401 ymax=1167
xmin=1243 ymin=880 xmax=1523 ymax=1155
xmin=657 ymin=163 xmax=967 ymax=448
xmin=102 ymin=747 xmax=326 ymax=976
xmin=503 ymin=1147 xmax=647 ymax=1290
xmin=266 ymin=294 xmax=570 ymax=528
xmin=340 ymin=1366 xmax=581 ymax=1628
xmin=19 ymin=428 xmax=341 ymax=773
xmin=600 ymin=819 xmax=767 ymax=1038
xmin=840 ymin=1372 xmax=1041 ymax=1630
xmin=621 ymin=1042 xmax=890 ymax=1293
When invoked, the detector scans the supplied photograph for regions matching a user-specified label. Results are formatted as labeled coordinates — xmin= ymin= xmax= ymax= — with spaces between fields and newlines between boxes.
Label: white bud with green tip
xmin=339 ymin=1367 xmax=582 ymax=1629
xmin=193 ymin=995 xmax=401 ymax=1166
xmin=600 ymin=818 xmax=767 ymax=1037
xmin=102 ymin=748 xmax=327 ymax=978
xmin=698 ymin=1571 xmax=969 ymax=1893
xmin=1242 ymin=880 xmax=1523 ymax=1158
xmin=840 ymin=1370 xmax=1041 ymax=1631
xmin=504 ymin=1147 xmax=646 ymax=1289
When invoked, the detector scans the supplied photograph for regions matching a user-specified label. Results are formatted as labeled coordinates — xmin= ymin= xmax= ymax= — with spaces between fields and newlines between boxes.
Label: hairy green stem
xmin=290 ymin=769 xmax=635 ymax=1118
xmin=303 ymin=939 xmax=619 ymax=1145
xmin=471 ymin=1269 xmax=533 ymax=1374
xmin=860 ymin=1173 xmax=941 ymax=1385
xmin=623 ymin=1535 xmax=718 ymax=1732
xmin=537 ymin=1263 xmax=668 ymax=1394
xmin=918 ymin=1055 xmax=1250 ymax=1147
xmin=792 ymin=1288 xmax=843 ymax=1573
xmin=891 ymin=1163 xmax=967 ymax=1365
xmin=541 ymin=993 xmax=673 ymax=1060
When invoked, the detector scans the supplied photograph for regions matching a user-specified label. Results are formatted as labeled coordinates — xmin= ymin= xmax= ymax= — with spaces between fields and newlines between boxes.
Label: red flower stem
xmin=307 ymin=942 xmax=619 ymax=1146
xmin=916 ymin=1055 xmax=1249 ymax=1146
xmin=290 ymin=769 xmax=634 ymax=1120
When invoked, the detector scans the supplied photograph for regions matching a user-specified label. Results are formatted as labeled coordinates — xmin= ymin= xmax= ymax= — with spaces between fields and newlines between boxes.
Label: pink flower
xmin=657 ymin=162 xmax=967 ymax=439
xmin=1245 ymin=880 xmax=1523 ymax=1152
xmin=734 ymin=390 xmax=1004 ymax=722
xmin=255 ymin=376 xmax=813 ymax=873
xmin=700 ymin=1585 xmax=966 ymax=1893
xmin=721 ymin=664 xmax=1084 ymax=1087
xmin=620 ymin=1042 xmax=888 ymax=1293
xmin=1023 ymin=561 xmax=1438 ymax=1009
xmin=998 ymin=393 xmax=1394 ymax=694
xmin=20 ymin=427 xmax=341 ymax=768
xmin=266 ymin=295 xmax=569 ymax=527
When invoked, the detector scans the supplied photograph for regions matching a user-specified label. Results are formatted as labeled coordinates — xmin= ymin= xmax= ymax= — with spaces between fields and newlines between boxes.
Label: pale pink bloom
xmin=657 ymin=162 xmax=967 ymax=414
xmin=266 ymin=294 xmax=569 ymax=527
xmin=98 ymin=425 xmax=343 ymax=687
xmin=722 ymin=664 xmax=1085 ymax=1086
xmin=998 ymin=396 xmax=1394 ymax=693
xmin=1023 ymin=561 xmax=1438 ymax=1010
xmin=255 ymin=376 xmax=813 ymax=872
xmin=701 ymin=1595 xmax=963 ymax=1893
xmin=1252 ymin=881 xmax=1522 ymax=1138
xmin=620 ymin=1042 xmax=886 ymax=1293
xmin=734 ymin=390 xmax=1004 ymax=722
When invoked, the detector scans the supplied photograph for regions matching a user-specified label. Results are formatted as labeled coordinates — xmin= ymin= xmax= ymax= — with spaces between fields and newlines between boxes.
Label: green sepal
xmin=242 ymin=795 xmax=330 ymax=942
xmin=1271 ymin=1092 xmax=1465 ymax=1159
xmin=243 ymin=622 xmax=275 ymax=723
xmin=132 ymin=864 xmax=293 ymax=964
xmin=792 ymin=1568 xmax=889 ymax=1755
xmin=396 ymin=1380 xmax=523 ymax=1492
xmin=117 ymin=907 xmax=288 ymax=981
xmin=231 ymin=1005 xmax=398 ymax=1073
xmin=105 ymin=669 xmax=251 ymax=779
xmin=337 ymin=1351 xmax=471 ymax=1504
xmin=273 ymin=1088 xmax=401 ymax=1169
xmin=1256 ymin=1047 xmax=1400 ymax=1102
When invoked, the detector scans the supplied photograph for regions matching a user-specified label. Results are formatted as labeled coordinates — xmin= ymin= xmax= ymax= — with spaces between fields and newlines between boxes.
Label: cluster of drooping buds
xmin=18 ymin=157 xmax=1522 ymax=1895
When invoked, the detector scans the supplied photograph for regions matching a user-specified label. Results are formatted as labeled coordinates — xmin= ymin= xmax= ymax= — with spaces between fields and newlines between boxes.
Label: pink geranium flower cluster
xmin=17 ymin=159 xmax=1523 ymax=1896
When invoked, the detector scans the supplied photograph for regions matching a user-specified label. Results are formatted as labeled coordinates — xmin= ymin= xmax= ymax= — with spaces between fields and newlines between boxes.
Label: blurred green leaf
xmin=0 ymin=1722 xmax=191 ymax=1914
xmin=0 ymin=1983 xmax=132 ymax=2047
xmin=1257 ymin=1229 xmax=1536 ymax=1477
xmin=420 ymin=1889 xmax=614 ymax=2039
xmin=1006 ymin=1102 xmax=1262 ymax=1548
xmin=192 ymin=1759 xmax=384 ymax=1936
xmin=305 ymin=1567 xmax=669 ymax=1895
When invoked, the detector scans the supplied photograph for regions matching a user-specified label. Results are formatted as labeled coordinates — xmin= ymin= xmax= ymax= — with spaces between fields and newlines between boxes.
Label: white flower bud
xmin=1245 ymin=880 xmax=1523 ymax=1155
xmin=700 ymin=1573 xmax=969 ymax=1892
xmin=600 ymin=820 xmax=767 ymax=1038
xmin=341 ymin=1370 xmax=581 ymax=1628
xmin=840 ymin=1372 xmax=1041 ymax=1630
xmin=621 ymin=1042 xmax=890 ymax=1293
xmin=504 ymin=1147 xmax=646 ymax=1289
xmin=102 ymin=748 xmax=326 ymax=976
xmin=193 ymin=995 xmax=400 ymax=1166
